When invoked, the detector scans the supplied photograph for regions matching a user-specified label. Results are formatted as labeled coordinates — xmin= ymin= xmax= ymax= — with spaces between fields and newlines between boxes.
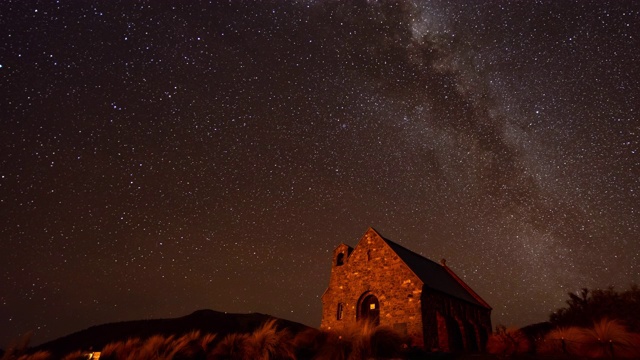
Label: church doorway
xmin=358 ymin=293 xmax=380 ymax=325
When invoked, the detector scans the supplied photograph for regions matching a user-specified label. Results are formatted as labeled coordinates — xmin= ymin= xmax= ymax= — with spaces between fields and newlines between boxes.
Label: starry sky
xmin=1 ymin=0 xmax=639 ymax=347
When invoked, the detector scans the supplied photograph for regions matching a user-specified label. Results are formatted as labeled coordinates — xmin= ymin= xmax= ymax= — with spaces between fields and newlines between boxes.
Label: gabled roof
xmin=372 ymin=228 xmax=491 ymax=310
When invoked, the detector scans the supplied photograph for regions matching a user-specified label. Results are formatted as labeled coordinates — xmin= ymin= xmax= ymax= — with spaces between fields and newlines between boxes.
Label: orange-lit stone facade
xmin=320 ymin=229 xmax=492 ymax=352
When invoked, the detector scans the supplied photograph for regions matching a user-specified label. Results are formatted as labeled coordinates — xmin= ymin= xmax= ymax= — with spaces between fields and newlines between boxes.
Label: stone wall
xmin=423 ymin=290 xmax=492 ymax=352
xmin=320 ymin=228 xmax=492 ymax=351
xmin=321 ymin=229 xmax=425 ymax=347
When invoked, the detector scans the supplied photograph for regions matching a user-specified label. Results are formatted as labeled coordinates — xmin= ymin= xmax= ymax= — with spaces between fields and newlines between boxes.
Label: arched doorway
xmin=358 ymin=293 xmax=380 ymax=325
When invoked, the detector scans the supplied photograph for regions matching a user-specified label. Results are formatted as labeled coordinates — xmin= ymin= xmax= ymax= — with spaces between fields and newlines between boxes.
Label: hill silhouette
xmin=32 ymin=309 xmax=312 ymax=357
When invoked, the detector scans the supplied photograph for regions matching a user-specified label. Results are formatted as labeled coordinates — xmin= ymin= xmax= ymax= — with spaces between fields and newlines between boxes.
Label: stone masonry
xmin=320 ymin=228 xmax=492 ymax=352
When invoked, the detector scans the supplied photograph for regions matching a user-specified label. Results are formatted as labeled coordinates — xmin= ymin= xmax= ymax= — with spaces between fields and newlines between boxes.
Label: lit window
xmin=370 ymin=303 xmax=376 ymax=310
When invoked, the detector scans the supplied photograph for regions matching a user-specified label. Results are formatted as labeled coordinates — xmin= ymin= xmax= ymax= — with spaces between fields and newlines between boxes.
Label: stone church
xmin=321 ymin=228 xmax=492 ymax=352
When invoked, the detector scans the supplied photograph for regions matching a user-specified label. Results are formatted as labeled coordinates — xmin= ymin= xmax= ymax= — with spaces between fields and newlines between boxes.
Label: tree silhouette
xmin=550 ymin=285 xmax=640 ymax=332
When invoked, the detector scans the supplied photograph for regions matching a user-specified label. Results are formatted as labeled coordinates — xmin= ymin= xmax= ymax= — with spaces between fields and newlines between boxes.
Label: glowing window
xmin=370 ymin=303 xmax=376 ymax=310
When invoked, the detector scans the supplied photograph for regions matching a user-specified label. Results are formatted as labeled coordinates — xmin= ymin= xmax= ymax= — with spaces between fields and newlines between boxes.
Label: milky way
xmin=1 ymin=0 xmax=638 ymax=346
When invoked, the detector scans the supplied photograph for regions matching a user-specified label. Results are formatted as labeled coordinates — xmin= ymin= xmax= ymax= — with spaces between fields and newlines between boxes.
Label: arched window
xmin=336 ymin=303 xmax=344 ymax=320
xmin=336 ymin=252 xmax=345 ymax=266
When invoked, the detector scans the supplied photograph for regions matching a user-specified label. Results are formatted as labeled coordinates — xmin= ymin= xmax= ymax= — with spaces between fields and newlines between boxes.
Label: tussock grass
xmin=311 ymin=331 xmax=352 ymax=360
xmin=60 ymin=350 xmax=86 ymax=360
xmin=312 ymin=319 xmax=406 ymax=360
xmin=208 ymin=332 xmax=250 ymax=360
xmin=368 ymin=325 xmax=407 ymax=358
xmin=348 ymin=320 xmax=376 ymax=360
xmin=136 ymin=334 xmax=176 ymax=359
xmin=99 ymin=341 xmax=119 ymax=360
xmin=486 ymin=327 xmax=530 ymax=356
xmin=246 ymin=318 xmax=295 ymax=360
xmin=581 ymin=318 xmax=640 ymax=359
xmin=537 ymin=318 xmax=640 ymax=358
xmin=536 ymin=325 xmax=584 ymax=356
xmin=1 ymin=332 xmax=33 ymax=360
xmin=100 ymin=337 xmax=142 ymax=360
xmin=15 ymin=351 xmax=52 ymax=360
xmin=290 ymin=327 xmax=324 ymax=359
xmin=168 ymin=331 xmax=207 ymax=360
xmin=200 ymin=332 xmax=217 ymax=353
xmin=100 ymin=332 xmax=213 ymax=360
xmin=33 ymin=317 xmax=407 ymax=359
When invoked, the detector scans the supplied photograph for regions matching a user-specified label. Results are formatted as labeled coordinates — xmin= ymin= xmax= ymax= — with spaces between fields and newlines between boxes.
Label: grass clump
xmin=486 ymin=326 xmax=530 ymax=357
xmin=537 ymin=318 xmax=640 ymax=358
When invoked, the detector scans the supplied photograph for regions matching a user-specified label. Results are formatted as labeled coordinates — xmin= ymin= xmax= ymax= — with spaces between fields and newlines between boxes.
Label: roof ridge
xmin=380 ymin=236 xmax=440 ymax=266
xmin=374 ymin=230 xmax=490 ymax=309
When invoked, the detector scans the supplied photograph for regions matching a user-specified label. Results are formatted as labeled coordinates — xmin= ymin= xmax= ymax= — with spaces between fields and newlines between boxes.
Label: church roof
xmin=375 ymin=229 xmax=491 ymax=310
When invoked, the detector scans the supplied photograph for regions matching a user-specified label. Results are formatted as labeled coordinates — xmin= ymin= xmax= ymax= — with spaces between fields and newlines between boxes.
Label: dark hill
xmin=33 ymin=309 xmax=313 ymax=357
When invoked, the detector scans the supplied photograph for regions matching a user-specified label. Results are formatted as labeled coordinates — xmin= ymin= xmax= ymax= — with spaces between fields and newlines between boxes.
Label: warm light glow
xmin=1 ymin=0 xmax=636 ymax=347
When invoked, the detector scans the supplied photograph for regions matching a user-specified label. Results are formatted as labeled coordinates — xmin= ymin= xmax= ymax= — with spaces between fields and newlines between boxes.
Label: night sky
xmin=1 ymin=0 xmax=639 ymax=347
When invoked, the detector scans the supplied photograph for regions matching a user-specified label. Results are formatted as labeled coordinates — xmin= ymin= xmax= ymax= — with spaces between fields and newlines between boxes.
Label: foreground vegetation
xmin=549 ymin=285 xmax=640 ymax=332
xmin=3 ymin=285 xmax=639 ymax=359
xmin=486 ymin=284 xmax=640 ymax=359
xmin=5 ymin=316 xmax=639 ymax=360
xmin=2 ymin=319 xmax=410 ymax=360
xmin=487 ymin=318 xmax=640 ymax=359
